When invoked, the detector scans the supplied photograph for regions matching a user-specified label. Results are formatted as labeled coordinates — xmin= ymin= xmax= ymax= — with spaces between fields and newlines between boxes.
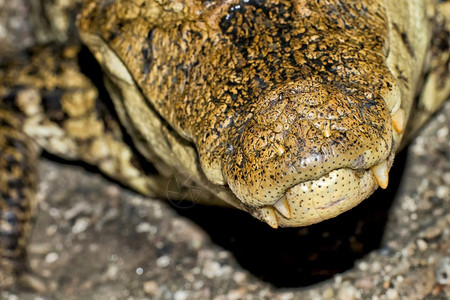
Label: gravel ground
xmin=1 ymin=103 xmax=448 ymax=300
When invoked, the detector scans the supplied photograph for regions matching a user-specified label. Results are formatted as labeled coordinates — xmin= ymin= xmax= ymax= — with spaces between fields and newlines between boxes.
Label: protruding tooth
xmin=370 ymin=161 xmax=389 ymax=189
xmin=259 ymin=207 xmax=278 ymax=229
xmin=392 ymin=108 xmax=405 ymax=134
xmin=274 ymin=196 xmax=291 ymax=219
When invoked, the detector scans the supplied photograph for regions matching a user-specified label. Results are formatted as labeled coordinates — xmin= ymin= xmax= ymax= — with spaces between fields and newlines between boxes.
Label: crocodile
xmin=0 ymin=0 xmax=449 ymax=288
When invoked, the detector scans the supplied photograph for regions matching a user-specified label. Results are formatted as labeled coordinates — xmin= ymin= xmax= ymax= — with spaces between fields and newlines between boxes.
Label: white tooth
xmin=370 ymin=161 xmax=389 ymax=189
xmin=274 ymin=196 xmax=291 ymax=219
xmin=259 ymin=207 xmax=278 ymax=229
xmin=392 ymin=108 xmax=405 ymax=134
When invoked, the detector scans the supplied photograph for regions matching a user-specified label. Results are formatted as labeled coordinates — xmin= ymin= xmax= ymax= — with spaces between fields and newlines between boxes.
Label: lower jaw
xmin=254 ymin=167 xmax=381 ymax=228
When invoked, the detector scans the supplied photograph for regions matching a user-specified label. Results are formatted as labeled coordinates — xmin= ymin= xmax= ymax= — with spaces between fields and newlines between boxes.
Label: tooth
xmin=392 ymin=108 xmax=405 ymax=134
xmin=260 ymin=207 xmax=278 ymax=229
xmin=274 ymin=196 xmax=291 ymax=219
xmin=370 ymin=161 xmax=389 ymax=189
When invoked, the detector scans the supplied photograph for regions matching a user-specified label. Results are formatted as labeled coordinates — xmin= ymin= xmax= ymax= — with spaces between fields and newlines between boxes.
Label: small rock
xmin=337 ymin=285 xmax=356 ymax=300
xmin=233 ymin=271 xmax=246 ymax=284
xmin=416 ymin=239 xmax=428 ymax=252
xmin=227 ymin=287 xmax=247 ymax=300
xmin=64 ymin=202 xmax=92 ymax=220
xmin=106 ymin=264 xmax=119 ymax=279
xmin=72 ymin=217 xmax=90 ymax=234
xmin=20 ymin=273 xmax=47 ymax=293
xmin=156 ymin=255 xmax=171 ymax=268
xmin=174 ymin=290 xmax=189 ymax=300
xmin=203 ymin=261 xmax=221 ymax=279
xmin=136 ymin=267 xmax=144 ymax=275
xmin=143 ymin=281 xmax=160 ymax=296
xmin=422 ymin=226 xmax=442 ymax=240
xmin=356 ymin=277 xmax=374 ymax=290
xmin=386 ymin=288 xmax=398 ymax=299
xmin=358 ymin=262 xmax=369 ymax=271
xmin=436 ymin=186 xmax=449 ymax=199
xmin=45 ymin=252 xmax=59 ymax=264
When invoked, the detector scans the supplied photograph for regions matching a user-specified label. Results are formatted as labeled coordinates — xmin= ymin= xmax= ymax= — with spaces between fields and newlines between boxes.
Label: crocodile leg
xmin=1 ymin=44 xmax=223 ymax=205
xmin=0 ymin=108 xmax=39 ymax=289
xmin=0 ymin=44 xmax=224 ymax=286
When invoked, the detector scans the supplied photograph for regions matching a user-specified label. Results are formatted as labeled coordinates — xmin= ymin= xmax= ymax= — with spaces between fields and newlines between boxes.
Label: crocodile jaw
xmin=251 ymin=162 xmax=393 ymax=228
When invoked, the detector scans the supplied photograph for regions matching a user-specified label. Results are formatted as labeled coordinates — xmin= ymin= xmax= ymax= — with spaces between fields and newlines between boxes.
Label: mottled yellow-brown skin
xmin=0 ymin=0 xmax=449 ymax=289
xmin=78 ymin=0 xmax=449 ymax=226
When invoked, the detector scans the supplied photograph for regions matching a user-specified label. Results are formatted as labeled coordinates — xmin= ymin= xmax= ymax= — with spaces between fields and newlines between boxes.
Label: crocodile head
xmin=78 ymin=0 xmax=419 ymax=227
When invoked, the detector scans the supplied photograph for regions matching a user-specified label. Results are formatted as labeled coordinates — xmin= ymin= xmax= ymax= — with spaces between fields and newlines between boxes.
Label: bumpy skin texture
xmin=0 ymin=108 xmax=38 ymax=287
xmin=78 ymin=0 xmax=449 ymax=226
xmin=0 ymin=44 xmax=220 ymax=288
xmin=0 ymin=0 xmax=449 ymax=288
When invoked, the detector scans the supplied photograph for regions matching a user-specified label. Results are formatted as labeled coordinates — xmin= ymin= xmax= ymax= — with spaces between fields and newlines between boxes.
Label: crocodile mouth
xmin=195 ymin=79 xmax=406 ymax=228
xmin=248 ymin=162 xmax=392 ymax=228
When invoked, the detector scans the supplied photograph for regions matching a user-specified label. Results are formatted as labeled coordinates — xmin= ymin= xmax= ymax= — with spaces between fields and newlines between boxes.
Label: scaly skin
xmin=78 ymin=0 xmax=449 ymax=226
xmin=0 ymin=0 xmax=448 ymax=288
xmin=0 ymin=45 xmax=213 ymax=287
xmin=0 ymin=108 xmax=38 ymax=287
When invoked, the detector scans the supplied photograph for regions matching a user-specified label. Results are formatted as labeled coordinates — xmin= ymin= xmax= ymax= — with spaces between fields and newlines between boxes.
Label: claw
xmin=274 ymin=196 xmax=291 ymax=219
xmin=392 ymin=108 xmax=405 ymax=134
xmin=259 ymin=207 xmax=278 ymax=229
xmin=370 ymin=161 xmax=389 ymax=189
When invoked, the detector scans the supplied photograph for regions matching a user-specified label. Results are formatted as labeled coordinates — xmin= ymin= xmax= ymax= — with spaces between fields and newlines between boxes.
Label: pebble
xmin=227 ymin=287 xmax=247 ymax=300
xmin=106 ymin=264 xmax=119 ymax=279
xmin=72 ymin=217 xmax=90 ymax=234
xmin=422 ymin=226 xmax=442 ymax=239
xmin=156 ymin=255 xmax=171 ymax=268
xmin=174 ymin=290 xmax=189 ymax=300
xmin=416 ymin=239 xmax=428 ymax=252
xmin=135 ymin=222 xmax=156 ymax=233
xmin=143 ymin=281 xmax=160 ymax=296
xmin=337 ymin=285 xmax=356 ymax=300
xmin=46 ymin=224 xmax=58 ymax=236
xmin=371 ymin=261 xmax=382 ymax=273
xmin=436 ymin=186 xmax=449 ymax=199
xmin=386 ymin=288 xmax=398 ymax=299
xmin=136 ymin=267 xmax=144 ymax=275
xmin=355 ymin=277 xmax=374 ymax=290
xmin=358 ymin=262 xmax=369 ymax=271
xmin=203 ymin=261 xmax=222 ymax=279
xmin=233 ymin=271 xmax=246 ymax=284
xmin=64 ymin=202 xmax=92 ymax=220
xmin=44 ymin=252 xmax=59 ymax=264
xmin=21 ymin=274 xmax=47 ymax=294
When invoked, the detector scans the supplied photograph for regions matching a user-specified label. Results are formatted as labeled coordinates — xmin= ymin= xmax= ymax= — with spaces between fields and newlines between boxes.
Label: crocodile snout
xmin=214 ymin=81 xmax=396 ymax=227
